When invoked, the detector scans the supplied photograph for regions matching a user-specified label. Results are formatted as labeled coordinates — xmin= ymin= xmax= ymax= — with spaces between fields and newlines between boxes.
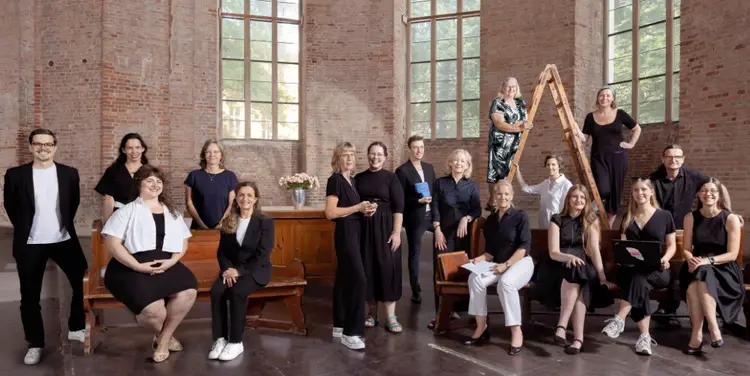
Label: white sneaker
xmin=68 ymin=329 xmax=85 ymax=343
xmin=218 ymin=342 xmax=244 ymax=361
xmin=341 ymin=334 xmax=365 ymax=350
xmin=332 ymin=327 xmax=343 ymax=338
xmin=208 ymin=338 xmax=227 ymax=360
xmin=24 ymin=348 xmax=42 ymax=365
xmin=635 ymin=333 xmax=657 ymax=356
xmin=602 ymin=315 xmax=625 ymax=339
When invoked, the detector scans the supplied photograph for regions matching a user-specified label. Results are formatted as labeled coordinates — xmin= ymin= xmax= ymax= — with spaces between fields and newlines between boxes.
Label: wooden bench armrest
xmin=272 ymin=259 xmax=306 ymax=280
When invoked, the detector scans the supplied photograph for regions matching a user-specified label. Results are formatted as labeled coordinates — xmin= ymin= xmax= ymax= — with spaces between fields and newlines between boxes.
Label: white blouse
xmin=522 ymin=174 xmax=573 ymax=229
xmin=102 ymin=197 xmax=192 ymax=254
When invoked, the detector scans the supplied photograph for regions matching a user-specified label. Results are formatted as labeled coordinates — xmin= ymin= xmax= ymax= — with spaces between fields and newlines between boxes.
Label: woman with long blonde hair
xmin=679 ymin=178 xmax=743 ymax=355
xmin=601 ymin=178 xmax=676 ymax=356
xmin=531 ymin=185 xmax=614 ymax=355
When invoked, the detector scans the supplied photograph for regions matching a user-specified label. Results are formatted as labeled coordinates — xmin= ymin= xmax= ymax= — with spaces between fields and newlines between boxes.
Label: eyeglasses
xmin=664 ymin=155 xmax=684 ymax=160
xmin=32 ymin=142 xmax=56 ymax=149
xmin=699 ymin=189 xmax=719 ymax=195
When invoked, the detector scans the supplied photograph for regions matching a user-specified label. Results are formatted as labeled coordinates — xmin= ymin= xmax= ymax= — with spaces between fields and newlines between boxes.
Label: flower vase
xmin=291 ymin=188 xmax=306 ymax=209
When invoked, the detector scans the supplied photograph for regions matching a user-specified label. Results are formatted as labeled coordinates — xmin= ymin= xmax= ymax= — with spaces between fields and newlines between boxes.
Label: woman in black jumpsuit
xmin=324 ymin=142 xmax=372 ymax=351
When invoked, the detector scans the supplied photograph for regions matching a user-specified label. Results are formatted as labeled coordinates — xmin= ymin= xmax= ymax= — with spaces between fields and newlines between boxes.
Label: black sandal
xmin=554 ymin=325 xmax=567 ymax=347
xmin=564 ymin=339 xmax=584 ymax=355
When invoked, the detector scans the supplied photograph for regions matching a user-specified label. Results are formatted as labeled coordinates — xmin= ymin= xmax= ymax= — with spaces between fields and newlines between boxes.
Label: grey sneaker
xmin=602 ymin=315 xmax=625 ymax=339
xmin=24 ymin=348 xmax=42 ymax=365
xmin=635 ymin=333 xmax=657 ymax=355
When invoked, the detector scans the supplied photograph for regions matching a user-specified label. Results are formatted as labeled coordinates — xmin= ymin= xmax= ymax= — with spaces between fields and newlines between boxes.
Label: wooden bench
xmin=82 ymin=220 xmax=308 ymax=355
xmin=435 ymin=218 xmax=746 ymax=334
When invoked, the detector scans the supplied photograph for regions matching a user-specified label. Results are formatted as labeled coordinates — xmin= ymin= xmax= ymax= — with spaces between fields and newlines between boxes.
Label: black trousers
xmin=333 ymin=222 xmax=366 ymax=337
xmin=210 ymin=275 xmax=262 ymax=343
xmin=15 ymin=239 xmax=87 ymax=348
xmin=404 ymin=212 xmax=431 ymax=293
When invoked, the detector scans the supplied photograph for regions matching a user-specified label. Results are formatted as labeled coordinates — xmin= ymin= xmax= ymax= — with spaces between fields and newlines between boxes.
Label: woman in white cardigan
xmin=102 ymin=165 xmax=197 ymax=363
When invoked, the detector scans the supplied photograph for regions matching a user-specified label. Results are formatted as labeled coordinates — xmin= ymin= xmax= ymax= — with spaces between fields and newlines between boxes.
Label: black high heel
xmin=508 ymin=344 xmax=523 ymax=355
xmin=711 ymin=339 xmax=724 ymax=348
xmin=564 ymin=339 xmax=584 ymax=355
xmin=464 ymin=327 xmax=490 ymax=346
xmin=684 ymin=343 xmax=704 ymax=355
xmin=554 ymin=325 xmax=567 ymax=347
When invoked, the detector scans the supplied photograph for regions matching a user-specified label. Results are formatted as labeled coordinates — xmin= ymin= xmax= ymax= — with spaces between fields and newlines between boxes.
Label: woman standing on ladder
xmin=487 ymin=77 xmax=534 ymax=198
xmin=574 ymin=86 xmax=641 ymax=228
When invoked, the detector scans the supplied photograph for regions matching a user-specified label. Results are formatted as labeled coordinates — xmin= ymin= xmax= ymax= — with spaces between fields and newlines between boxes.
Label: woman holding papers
xmin=515 ymin=155 xmax=572 ymax=229
xmin=531 ymin=185 xmax=613 ymax=355
xmin=427 ymin=149 xmax=482 ymax=330
xmin=395 ymin=135 xmax=437 ymax=304
xmin=356 ymin=141 xmax=406 ymax=333
xmin=680 ymin=178 xmax=743 ymax=355
xmin=464 ymin=180 xmax=532 ymax=356
xmin=601 ymin=178 xmax=676 ymax=356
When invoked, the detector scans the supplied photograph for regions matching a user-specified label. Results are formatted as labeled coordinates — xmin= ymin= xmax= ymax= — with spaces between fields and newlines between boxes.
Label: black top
xmin=95 ymin=163 xmax=138 ymax=205
xmin=184 ymin=169 xmax=239 ymax=228
xmin=624 ymin=208 xmax=676 ymax=249
xmin=395 ymin=161 xmax=436 ymax=225
xmin=3 ymin=162 xmax=82 ymax=256
xmin=483 ymin=207 xmax=531 ymax=263
xmin=649 ymin=165 xmax=710 ymax=229
xmin=217 ymin=215 xmax=275 ymax=285
xmin=153 ymin=213 xmax=165 ymax=250
xmin=551 ymin=214 xmax=584 ymax=250
xmin=691 ymin=210 xmax=730 ymax=258
xmin=582 ymin=109 xmax=637 ymax=155
xmin=354 ymin=169 xmax=404 ymax=214
xmin=430 ymin=176 xmax=482 ymax=229
xmin=326 ymin=172 xmax=363 ymax=222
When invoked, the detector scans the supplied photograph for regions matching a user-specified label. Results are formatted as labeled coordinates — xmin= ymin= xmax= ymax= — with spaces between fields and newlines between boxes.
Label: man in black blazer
xmin=3 ymin=129 xmax=87 ymax=365
xmin=395 ymin=135 xmax=436 ymax=304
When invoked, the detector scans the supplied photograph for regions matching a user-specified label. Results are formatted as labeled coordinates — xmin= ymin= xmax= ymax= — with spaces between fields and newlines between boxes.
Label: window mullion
xmin=665 ymin=0 xmax=675 ymax=124
xmin=244 ymin=0 xmax=251 ymax=140
xmin=632 ymin=0 xmax=639 ymax=120
xmin=430 ymin=0 xmax=437 ymax=140
xmin=271 ymin=1 xmax=278 ymax=139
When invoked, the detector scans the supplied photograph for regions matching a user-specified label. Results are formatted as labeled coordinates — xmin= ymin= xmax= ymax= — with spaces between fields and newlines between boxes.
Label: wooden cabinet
xmin=265 ymin=206 xmax=336 ymax=283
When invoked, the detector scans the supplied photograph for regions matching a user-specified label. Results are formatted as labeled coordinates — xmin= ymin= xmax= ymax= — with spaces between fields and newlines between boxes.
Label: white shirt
xmin=102 ymin=197 xmax=192 ymax=254
xmin=522 ymin=174 xmax=573 ymax=229
xmin=236 ymin=217 xmax=251 ymax=244
xmin=28 ymin=164 xmax=70 ymax=244
xmin=416 ymin=168 xmax=430 ymax=212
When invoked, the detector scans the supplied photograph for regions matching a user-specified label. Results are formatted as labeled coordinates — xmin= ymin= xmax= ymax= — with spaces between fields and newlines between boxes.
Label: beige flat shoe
xmin=153 ymin=335 xmax=184 ymax=352
xmin=152 ymin=349 xmax=169 ymax=363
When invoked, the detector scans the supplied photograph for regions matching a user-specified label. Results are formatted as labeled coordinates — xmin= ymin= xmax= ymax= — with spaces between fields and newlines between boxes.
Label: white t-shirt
xmin=236 ymin=217 xmax=251 ymax=244
xmin=27 ymin=164 xmax=70 ymax=244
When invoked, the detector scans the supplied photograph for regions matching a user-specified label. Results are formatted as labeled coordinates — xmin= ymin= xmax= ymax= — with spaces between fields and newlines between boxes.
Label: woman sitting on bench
xmin=102 ymin=165 xmax=198 ymax=363
xmin=601 ymin=177 xmax=676 ymax=356
xmin=680 ymin=178 xmax=743 ymax=355
xmin=208 ymin=181 xmax=274 ymax=361
xmin=532 ymin=185 xmax=614 ymax=355
xmin=465 ymin=180 xmax=533 ymax=355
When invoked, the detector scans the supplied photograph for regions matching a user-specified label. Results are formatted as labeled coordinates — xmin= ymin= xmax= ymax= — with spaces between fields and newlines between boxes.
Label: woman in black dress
xmin=185 ymin=139 xmax=238 ymax=229
xmin=101 ymin=165 xmax=197 ymax=362
xmin=95 ymin=133 xmax=148 ymax=222
xmin=324 ymin=142 xmax=374 ymax=351
xmin=209 ymin=182 xmax=274 ymax=361
xmin=680 ymin=178 xmax=743 ymax=355
xmin=532 ymin=185 xmax=614 ymax=355
xmin=574 ymin=87 xmax=642 ymax=228
xmin=601 ymin=178 xmax=676 ymax=356
xmin=487 ymin=77 xmax=533 ymax=196
xmin=427 ymin=148 xmax=482 ymax=329
xmin=356 ymin=142 xmax=405 ymax=333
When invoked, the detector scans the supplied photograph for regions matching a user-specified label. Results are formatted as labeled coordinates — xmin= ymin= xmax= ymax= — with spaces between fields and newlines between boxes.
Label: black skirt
xmin=616 ymin=267 xmax=670 ymax=317
xmin=679 ymin=262 xmax=744 ymax=323
xmin=104 ymin=250 xmax=198 ymax=314
xmin=361 ymin=206 xmax=402 ymax=302
xmin=532 ymin=247 xmax=613 ymax=310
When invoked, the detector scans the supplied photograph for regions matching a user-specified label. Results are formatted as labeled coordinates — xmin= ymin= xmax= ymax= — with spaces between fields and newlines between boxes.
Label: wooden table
xmin=264 ymin=206 xmax=336 ymax=284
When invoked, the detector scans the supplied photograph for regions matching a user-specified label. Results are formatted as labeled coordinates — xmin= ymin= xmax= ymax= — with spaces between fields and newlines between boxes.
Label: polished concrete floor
xmin=2 ymin=231 xmax=750 ymax=375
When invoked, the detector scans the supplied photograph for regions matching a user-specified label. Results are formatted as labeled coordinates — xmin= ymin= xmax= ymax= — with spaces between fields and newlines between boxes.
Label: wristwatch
xmin=709 ymin=257 xmax=716 ymax=265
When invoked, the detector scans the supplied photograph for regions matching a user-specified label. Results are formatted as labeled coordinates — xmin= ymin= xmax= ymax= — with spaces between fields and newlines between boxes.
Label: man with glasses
xmin=3 ymin=129 xmax=87 ymax=365
xmin=648 ymin=144 xmax=731 ymax=328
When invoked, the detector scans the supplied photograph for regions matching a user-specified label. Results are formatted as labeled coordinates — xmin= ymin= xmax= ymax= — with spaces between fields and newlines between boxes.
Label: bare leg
xmin=569 ymin=293 xmax=586 ymax=349
xmin=607 ymin=212 xmax=617 ymax=229
xmin=636 ymin=315 xmax=651 ymax=335
xmin=509 ymin=325 xmax=523 ymax=347
xmin=136 ymin=300 xmax=167 ymax=333
xmin=384 ymin=301 xmax=402 ymax=333
xmin=616 ymin=299 xmax=632 ymax=321
xmin=472 ymin=315 xmax=487 ymax=338
xmin=155 ymin=289 xmax=197 ymax=353
xmin=556 ymin=280 xmax=580 ymax=339
xmin=697 ymin=282 xmax=721 ymax=341
xmin=686 ymin=282 xmax=704 ymax=348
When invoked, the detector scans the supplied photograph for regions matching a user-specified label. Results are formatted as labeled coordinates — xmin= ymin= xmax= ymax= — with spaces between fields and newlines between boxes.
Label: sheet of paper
xmin=461 ymin=261 xmax=497 ymax=275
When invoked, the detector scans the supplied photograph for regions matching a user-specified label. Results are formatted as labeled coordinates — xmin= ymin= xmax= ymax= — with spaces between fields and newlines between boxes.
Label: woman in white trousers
xmin=465 ymin=180 xmax=534 ymax=355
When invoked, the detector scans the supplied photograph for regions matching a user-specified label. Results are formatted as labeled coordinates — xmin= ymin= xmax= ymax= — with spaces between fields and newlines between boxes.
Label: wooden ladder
xmin=505 ymin=64 xmax=608 ymax=229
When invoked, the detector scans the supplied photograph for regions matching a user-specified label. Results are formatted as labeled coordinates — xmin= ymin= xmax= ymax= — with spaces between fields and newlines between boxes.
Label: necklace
xmin=206 ymin=169 xmax=221 ymax=182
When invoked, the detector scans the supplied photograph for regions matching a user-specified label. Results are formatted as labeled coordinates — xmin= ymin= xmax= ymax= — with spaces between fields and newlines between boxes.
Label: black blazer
xmin=395 ymin=160 xmax=436 ymax=229
xmin=3 ymin=162 xmax=81 ymax=256
xmin=217 ymin=214 xmax=275 ymax=286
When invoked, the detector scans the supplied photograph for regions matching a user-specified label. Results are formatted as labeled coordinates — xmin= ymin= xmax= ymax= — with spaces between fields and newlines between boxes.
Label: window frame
xmin=603 ymin=0 xmax=680 ymax=125
xmin=220 ymin=0 xmax=303 ymax=141
xmin=406 ymin=0 xmax=481 ymax=140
